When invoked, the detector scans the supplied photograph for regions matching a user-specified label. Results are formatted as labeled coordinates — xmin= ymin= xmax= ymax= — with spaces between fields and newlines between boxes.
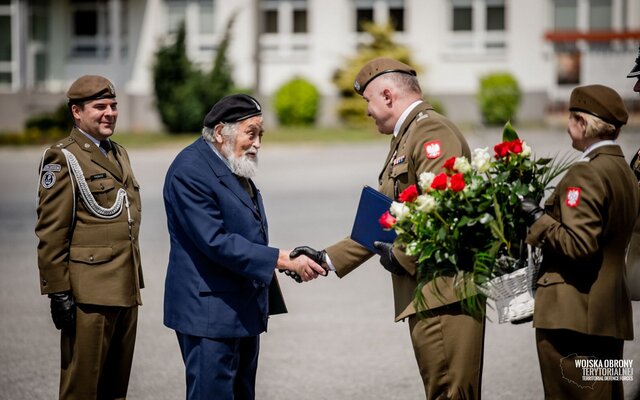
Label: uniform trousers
xmin=408 ymin=302 xmax=486 ymax=400
xmin=176 ymin=332 xmax=260 ymax=400
xmin=536 ymin=328 xmax=624 ymax=400
xmin=60 ymin=304 xmax=138 ymax=400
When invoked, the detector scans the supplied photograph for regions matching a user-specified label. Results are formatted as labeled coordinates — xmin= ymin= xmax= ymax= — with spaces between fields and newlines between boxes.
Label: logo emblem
xmin=354 ymin=80 xmax=361 ymax=92
xmin=566 ymin=187 xmax=581 ymax=207
xmin=41 ymin=171 xmax=56 ymax=189
xmin=424 ymin=140 xmax=442 ymax=159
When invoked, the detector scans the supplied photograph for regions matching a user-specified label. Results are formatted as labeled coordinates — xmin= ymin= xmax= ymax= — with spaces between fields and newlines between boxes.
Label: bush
xmin=476 ymin=72 xmax=521 ymax=125
xmin=25 ymin=103 xmax=73 ymax=132
xmin=273 ymin=77 xmax=320 ymax=126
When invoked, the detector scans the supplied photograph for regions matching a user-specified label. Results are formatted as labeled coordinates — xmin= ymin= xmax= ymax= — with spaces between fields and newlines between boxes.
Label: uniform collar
xmin=393 ymin=100 xmax=423 ymax=137
xmin=77 ymin=127 xmax=106 ymax=154
xmin=583 ymin=140 xmax=617 ymax=157
xmin=206 ymin=139 xmax=233 ymax=172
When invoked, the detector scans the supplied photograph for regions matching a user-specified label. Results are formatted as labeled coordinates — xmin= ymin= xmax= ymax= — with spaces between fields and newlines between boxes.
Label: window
xmin=355 ymin=0 xmax=404 ymax=33
xmin=389 ymin=7 xmax=404 ymax=32
xmin=260 ymin=0 xmax=310 ymax=60
xmin=263 ymin=9 xmax=278 ymax=33
xmin=70 ymin=0 xmax=109 ymax=58
xmin=590 ymin=0 xmax=611 ymax=30
xmin=553 ymin=0 xmax=577 ymax=30
xmin=452 ymin=0 xmax=472 ymax=31
xmin=293 ymin=9 xmax=307 ymax=33
xmin=447 ymin=0 xmax=506 ymax=55
xmin=356 ymin=7 xmax=373 ymax=32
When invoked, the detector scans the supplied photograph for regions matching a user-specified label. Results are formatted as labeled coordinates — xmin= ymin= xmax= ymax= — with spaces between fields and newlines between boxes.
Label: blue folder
xmin=350 ymin=186 xmax=397 ymax=255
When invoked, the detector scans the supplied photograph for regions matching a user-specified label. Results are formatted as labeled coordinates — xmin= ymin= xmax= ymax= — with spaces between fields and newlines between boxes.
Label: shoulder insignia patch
xmin=565 ymin=187 xmax=581 ymax=207
xmin=423 ymin=140 xmax=442 ymax=159
xmin=416 ymin=112 xmax=429 ymax=122
xmin=41 ymin=171 xmax=56 ymax=189
xmin=42 ymin=163 xmax=61 ymax=172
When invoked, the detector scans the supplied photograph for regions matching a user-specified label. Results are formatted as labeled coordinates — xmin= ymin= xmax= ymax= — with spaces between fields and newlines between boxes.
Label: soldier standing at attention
xmin=35 ymin=75 xmax=143 ymax=400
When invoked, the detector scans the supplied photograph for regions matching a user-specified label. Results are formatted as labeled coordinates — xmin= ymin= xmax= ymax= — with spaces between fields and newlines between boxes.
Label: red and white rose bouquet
xmin=380 ymin=122 xmax=573 ymax=318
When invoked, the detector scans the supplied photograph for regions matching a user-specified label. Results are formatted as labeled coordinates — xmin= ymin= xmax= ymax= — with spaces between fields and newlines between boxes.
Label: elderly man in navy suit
xmin=163 ymin=94 xmax=325 ymax=400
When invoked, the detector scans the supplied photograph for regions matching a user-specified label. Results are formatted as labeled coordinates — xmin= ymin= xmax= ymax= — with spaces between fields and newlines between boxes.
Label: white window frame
xmin=260 ymin=0 xmax=310 ymax=63
xmin=444 ymin=0 xmax=507 ymax=58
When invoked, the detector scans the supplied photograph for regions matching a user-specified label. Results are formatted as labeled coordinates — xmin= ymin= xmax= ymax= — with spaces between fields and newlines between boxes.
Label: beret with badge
xmin=67 ymin=75 xmax=116 ymax=104
xmin=353 ymin=57 xmax=416 ymax=95
xmin=569 ymin=84 xmax=628 ymax=127
xmin=203 ymin=94 xmax=262 ymax=128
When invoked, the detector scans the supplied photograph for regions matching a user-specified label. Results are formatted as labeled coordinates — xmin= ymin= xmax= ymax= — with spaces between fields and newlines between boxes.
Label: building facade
xmin=1 ymin=0 xmax=639 ymax=131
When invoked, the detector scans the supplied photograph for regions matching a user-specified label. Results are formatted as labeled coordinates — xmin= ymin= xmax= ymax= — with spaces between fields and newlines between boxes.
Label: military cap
xmin=628 ymin=46 xmax=640 ymax=78
xmin=203 ymin=94 xmax=262 ymax=128
xmin=569 ymin=84 xmax=628 ymax=127
xmin=353 ymin=57 xmax=416 ymax=95
xmin=66 ymin=75 xmax=116 ymax=103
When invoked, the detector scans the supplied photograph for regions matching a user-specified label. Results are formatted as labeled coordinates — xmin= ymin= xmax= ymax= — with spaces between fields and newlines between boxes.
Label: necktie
xmin=99 ymin=140 xmax=120 ymax=169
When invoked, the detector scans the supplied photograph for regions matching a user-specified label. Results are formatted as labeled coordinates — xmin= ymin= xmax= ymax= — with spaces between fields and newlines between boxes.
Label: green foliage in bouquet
xmin=379 ymin=122 xmax=573 ymax=318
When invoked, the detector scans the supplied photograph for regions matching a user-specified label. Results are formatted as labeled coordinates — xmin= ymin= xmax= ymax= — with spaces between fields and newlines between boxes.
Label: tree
xmin=332 ymin=23 xmax=420 ymax=125
xmin=152 ymin=14 xmax=239 ymax=134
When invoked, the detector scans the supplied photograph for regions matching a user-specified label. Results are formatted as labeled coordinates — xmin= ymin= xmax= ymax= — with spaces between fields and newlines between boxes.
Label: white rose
xmin=415 ymin=194 xmax=437 ymax=213
xmin=418 ymin=172 xmax=436 ymax=191
xmin=521 ymin=142 xmax=532 ymax=157
xmin=471 ymin=147 xmax=491 ymax=173
xmin=454 ymin=157 xmax=471 ymax=174
xmin=390 ymin=201 xmax=410 ymax=222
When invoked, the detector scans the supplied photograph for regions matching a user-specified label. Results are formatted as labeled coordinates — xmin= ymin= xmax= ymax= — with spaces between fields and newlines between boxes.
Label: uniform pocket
xmin=69 ymin=246 xmax=114 ymax=265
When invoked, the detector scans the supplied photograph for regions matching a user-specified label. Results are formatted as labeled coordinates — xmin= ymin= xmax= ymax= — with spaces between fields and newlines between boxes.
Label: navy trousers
xmin=176 ymin=332 xmax=260 ymax=400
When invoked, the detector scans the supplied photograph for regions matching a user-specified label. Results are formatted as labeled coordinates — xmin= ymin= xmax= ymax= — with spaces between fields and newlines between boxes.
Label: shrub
xmin=273 ymin=77 xmax=320 ymax=126
xmin=476 ymin=73 xmax=521 ymax=125
xmin=25 ymin=103 xmax=73 ymax=132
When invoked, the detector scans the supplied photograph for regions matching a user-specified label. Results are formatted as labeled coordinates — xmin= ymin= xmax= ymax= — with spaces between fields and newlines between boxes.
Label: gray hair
xmin=381 ymin=72 xmax=422 ymax=96
xmin=571 ymin=111 xmax=619 ymax=140
xmin=202 ymin=121 xmax=241 ymax=144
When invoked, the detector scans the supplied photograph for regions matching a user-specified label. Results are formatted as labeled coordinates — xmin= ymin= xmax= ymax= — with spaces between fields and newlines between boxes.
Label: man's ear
xmin=382 ymin=88 xmax=393 ymax=105
xmin=213 ymin=124 xmax=224 ymax=144
xmin=70 ymin=104 xmax=81 ymax=120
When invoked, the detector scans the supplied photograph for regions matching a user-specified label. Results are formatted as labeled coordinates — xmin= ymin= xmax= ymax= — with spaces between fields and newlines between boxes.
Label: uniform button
xmin=89 ymin=255 xmax=94 ymax=262
xmin=100 ymin=184 xmax=104 ymax=190
xmin=42 ymin=279 xmax=47 ymax=286
xmin=543 ymin=278 xmax=548 ymax=284
xmin=124 ymin=184 xmax=128 ymax=189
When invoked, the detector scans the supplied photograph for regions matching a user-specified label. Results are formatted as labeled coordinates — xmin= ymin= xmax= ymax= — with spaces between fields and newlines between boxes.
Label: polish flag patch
xmin=424 ymin=140 xmax=442 ymax=159
xmin=565 ymin=187 xmax=581 ymax=207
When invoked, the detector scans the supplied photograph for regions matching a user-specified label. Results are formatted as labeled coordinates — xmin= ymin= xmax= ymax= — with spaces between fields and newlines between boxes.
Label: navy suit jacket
xmin=163 ymin=137 xmax=285 ymax=339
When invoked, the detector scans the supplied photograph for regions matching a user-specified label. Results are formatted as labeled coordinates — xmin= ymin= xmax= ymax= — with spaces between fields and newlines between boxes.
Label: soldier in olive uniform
xmin=521 ymin=85 xmax=638 ymax=399
xmin=35 ymin=75 xmax=143 ymax=400
xmin=292 ymin=58 xmax=485 ymax=399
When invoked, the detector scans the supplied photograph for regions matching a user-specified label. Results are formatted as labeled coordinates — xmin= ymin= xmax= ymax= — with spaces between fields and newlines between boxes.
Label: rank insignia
xmin=393 ymin=155 xmax=406 ymax=166
xmin=424 ymin=140 xmax=442 ymax=159
xmin=565 ymin=187 xmax=581 ymax=207
xmin=41 ymin=171 xmax=56 ymax=189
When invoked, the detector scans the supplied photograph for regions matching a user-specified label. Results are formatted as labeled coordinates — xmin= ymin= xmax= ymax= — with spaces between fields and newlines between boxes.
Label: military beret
xmin=203 ymin=94 xmax=262 ymax=128
xmin=569 ymin=84 xmax=628 ymax=127
xmin=66 ymin=75 xmax=116 ymax=103
xmin=628 ymin=45 xmax=640 ymax=78
xmin=353 ymin=57 xmax=416 ymax=95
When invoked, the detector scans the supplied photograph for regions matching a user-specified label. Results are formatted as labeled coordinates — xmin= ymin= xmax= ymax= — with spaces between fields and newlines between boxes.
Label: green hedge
xmin=476 ymin=72 xmax=521 ymax=125
xmin=274 ymin=77 xmax=320 ymax=126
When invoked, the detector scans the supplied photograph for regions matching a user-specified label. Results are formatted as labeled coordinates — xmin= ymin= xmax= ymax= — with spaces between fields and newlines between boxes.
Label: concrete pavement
xmin=1 ymin=127 xmax=640 ymax=399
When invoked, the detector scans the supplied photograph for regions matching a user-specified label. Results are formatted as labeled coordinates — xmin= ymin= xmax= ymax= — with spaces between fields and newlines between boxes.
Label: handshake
xmin=278 ymin=246 xmax=329 ymax=283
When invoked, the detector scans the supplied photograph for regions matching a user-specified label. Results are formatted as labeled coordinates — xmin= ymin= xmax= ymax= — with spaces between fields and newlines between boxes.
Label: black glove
xmin=520 ymin=198 xmax=544 ymax=226
xmin=278 ymin=268 xmax=303 ymax=283
xmin=48 ymin=291 xmax=76 ymax=334
xmin=373 ymin=241 xmax=407 ymax=276
xmin=290 ymin=246 xmax=328 ymax=276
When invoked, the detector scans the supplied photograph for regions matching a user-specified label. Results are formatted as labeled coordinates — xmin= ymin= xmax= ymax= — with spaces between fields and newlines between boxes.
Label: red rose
xmin=509 ymin=139 xmax=523 ymax=154
xmin=494 ymin=142 xmax=510 ymax=158
xmin=430 ymin=172 xmax=449 ymax=191
xmin=449 ymin=173 xmax=466 ymax=192
xmin=398 ymin=184 xmax=419 ymax=202
xmin=443 ymin=156 xmax=457 ymax=172
xmin=379 ymin=211 xmax=397 ymax=230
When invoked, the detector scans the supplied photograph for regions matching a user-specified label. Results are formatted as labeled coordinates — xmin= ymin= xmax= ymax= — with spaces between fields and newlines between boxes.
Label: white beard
xmin=222 ymin=141 xmax=259 ymax=178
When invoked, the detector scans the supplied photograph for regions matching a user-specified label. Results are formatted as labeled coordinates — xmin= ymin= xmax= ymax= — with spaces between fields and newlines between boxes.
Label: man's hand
xmin=277 ymin=250 xmax=326 ymax=282
xmin=520 ymin=197 xmax=544 ymax=226
xmin=290 ymin=246 xmax=327 ymax=275
xmin=374 ymin=241 xmax=407 ymax=276
xmin=48 ymin=291 xmax=75 ymax=334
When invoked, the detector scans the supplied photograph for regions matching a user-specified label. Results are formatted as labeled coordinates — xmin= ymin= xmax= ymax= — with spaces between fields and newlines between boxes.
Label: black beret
xmin=203 ymin=94 xmax=262 ymax=128
xmin=569 ymin=84 xmax=628 ymax=127
xmin=628 ymin=45 xmax=640 ymax=78
xmin=67 ymin=75 xmax=116 ymax=103
xmin=354 ymin=57 xmax=416 ymax=95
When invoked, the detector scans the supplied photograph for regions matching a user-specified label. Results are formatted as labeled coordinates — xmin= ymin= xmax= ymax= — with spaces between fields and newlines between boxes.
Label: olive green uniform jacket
xmin=325 ymin=102 xmax=471 ymax=321
xmin=35 ymin=128 xmax=143 ymax=307
xmin=527 ymin=144 xmax=638 ymax=340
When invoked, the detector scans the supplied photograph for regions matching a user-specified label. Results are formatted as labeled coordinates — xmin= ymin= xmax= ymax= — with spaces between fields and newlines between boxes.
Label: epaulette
xmin=51 ymin=136 xmax=75 ymax=150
